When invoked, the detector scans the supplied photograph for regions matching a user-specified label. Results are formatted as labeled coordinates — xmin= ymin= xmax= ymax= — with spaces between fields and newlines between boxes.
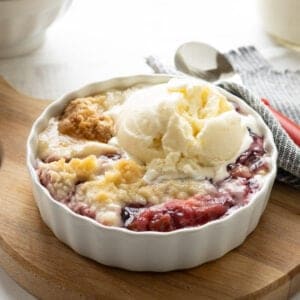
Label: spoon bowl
xmin=174 ymin=41 xmax=234 ymax=81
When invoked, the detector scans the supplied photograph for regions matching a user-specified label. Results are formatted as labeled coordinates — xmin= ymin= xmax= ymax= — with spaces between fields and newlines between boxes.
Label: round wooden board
xmin=0 ymin=77 xmax=299 ymax=300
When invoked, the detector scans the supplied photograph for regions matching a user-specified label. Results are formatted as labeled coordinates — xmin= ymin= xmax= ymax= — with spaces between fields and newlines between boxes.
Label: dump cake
xmin=36 ymin=79 xmax=270 ymax=232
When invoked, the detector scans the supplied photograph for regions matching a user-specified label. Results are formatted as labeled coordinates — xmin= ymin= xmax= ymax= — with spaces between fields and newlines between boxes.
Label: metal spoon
xmin=174 ymin=41 xmax=235 ymax=82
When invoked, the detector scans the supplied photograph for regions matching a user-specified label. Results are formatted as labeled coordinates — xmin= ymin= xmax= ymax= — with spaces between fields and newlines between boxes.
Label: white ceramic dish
xmin=0 ymin=0 xmax=72 ymax=58
xmin=27 ymin=75 xmax=277 ymax=272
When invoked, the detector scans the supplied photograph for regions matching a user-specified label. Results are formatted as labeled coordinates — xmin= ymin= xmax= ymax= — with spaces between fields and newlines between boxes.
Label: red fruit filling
xmin=123 ymin=193 xmax=234 ymax=232
xmin=227 ymin=132 xmax=268 ymax=178
xmin=121 ymin=181 xmax=251 ymax=232
xmin=68 ymin=202 xmax=96 ymax=219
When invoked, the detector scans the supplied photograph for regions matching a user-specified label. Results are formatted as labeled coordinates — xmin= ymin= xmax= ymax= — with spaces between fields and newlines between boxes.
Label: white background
xmin=0 ymin=0 xmax=299 ymax=298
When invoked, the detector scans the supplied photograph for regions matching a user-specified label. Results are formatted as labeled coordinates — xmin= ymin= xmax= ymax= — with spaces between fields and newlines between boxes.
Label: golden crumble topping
xmin=41 ymin=155 xmax=98 ymax=182
xmin=38 ymin=155 xmax=99 ymax=201
xmin=103 ymin=159 xmax=145 ymax=185
xmin=58 ymin=96 xmax=114 ymax=143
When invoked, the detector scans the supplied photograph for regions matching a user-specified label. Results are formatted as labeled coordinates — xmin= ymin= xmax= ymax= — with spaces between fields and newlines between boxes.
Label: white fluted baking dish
xmin=27 ymin=75 xmax=277 ymax=272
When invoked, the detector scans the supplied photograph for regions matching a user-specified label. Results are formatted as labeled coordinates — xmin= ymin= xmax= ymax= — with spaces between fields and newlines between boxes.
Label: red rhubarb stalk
xmin=261 ymin=98 xmax=300 ymax=147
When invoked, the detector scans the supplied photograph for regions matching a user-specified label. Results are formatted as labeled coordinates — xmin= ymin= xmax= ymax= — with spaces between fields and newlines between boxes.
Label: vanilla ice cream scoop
xmin=116 ymin=83 xmax=176 ymax=162
xmin=116 ymin=79 xmax=252 ymax=180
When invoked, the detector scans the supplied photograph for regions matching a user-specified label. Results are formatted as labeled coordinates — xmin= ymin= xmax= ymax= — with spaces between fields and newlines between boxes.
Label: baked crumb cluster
xmin=36 ymin=84 xmax=269 ymax=232
xmin=58 ymin=96 xmax=114 ymax=143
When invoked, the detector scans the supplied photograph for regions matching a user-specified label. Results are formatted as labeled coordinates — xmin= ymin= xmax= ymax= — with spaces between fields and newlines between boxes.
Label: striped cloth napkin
xmin=146 ymin=47 xmax=300 ymax=189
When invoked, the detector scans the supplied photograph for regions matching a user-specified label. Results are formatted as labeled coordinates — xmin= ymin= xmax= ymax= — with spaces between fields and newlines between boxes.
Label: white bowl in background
xmin=0 ymin=0 xmax=72 ymax=58
xmin=27 ymin=75 xmax=277 ymax=272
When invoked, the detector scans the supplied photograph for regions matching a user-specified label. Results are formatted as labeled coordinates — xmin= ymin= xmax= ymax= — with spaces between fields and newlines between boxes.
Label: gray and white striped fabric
xmin=146 ymin=48 xmax=300 ymax=189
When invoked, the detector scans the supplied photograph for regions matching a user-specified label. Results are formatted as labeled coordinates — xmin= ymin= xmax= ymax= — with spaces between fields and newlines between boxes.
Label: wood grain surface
xmin=0 ymin=76 xmax=299 ymax=300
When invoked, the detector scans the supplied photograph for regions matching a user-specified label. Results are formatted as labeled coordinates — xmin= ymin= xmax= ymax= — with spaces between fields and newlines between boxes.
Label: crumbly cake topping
xmin=58 ymin=96 xmax=114 ymax=143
